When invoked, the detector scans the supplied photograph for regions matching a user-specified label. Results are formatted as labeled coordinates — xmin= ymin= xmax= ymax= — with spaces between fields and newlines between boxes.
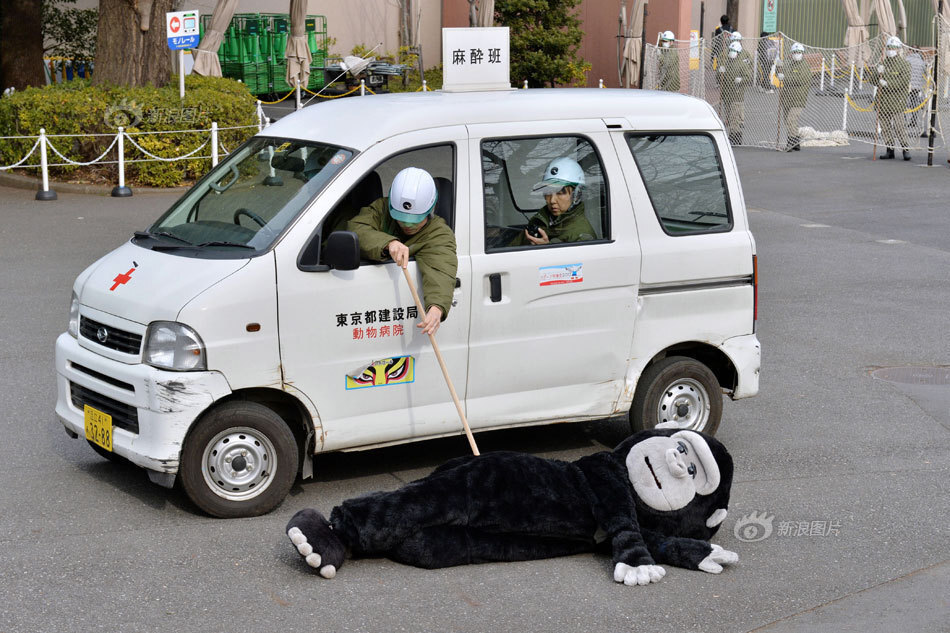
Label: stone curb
xmin=0 ymin=171 xmax=187 ymax=196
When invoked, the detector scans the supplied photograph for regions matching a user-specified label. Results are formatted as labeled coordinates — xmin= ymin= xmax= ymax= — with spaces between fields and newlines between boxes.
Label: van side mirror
xmin=324 ymin=231 xmax=361 ymax=271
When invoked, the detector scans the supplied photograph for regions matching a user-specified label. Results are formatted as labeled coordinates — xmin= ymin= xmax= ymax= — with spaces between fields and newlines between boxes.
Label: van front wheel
xmin=630 ymin=357 xmax=722 ymax=435
xmin=180 ymin=402 xmax=298 ymax=518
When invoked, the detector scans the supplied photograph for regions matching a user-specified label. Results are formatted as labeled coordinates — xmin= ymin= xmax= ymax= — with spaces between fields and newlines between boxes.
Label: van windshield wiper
xmin=140 ymin=236 xmax=254 ymax=251
xmin=193 ymin=240 xmax=256 ymax=249
xmin=134 ymin=230 xmax=192 ymax=245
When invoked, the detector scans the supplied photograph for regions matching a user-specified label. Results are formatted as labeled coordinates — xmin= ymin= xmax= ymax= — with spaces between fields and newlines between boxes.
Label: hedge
xmin=0 ymin=75 xmax=259 ymax=187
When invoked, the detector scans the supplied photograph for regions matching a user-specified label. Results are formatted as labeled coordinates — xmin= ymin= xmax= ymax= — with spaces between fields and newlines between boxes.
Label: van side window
xmin=626 ymin=134 xmax=732 ymax=235
xmin=481 ymin=136 xmax=608 ymax=251
xmin=319 ymin=144 xmax=456 ymax=262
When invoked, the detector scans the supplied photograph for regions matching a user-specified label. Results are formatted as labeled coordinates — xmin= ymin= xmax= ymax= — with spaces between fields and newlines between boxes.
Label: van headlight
xmin=144 ymin=321 xmax=207 ymax=371
xmin=68 ymin=292 xmax=80 ymax=338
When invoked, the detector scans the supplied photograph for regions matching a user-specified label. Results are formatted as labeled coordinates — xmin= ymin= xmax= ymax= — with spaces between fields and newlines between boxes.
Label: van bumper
xmin=722 ymin=333 xmax=760 ymax=399
xmin=55 ymin=332 xmax=232 ymax=478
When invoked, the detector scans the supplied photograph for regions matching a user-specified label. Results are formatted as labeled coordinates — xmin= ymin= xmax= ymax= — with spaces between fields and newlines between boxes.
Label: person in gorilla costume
xmin=286 ymin=428 xmax=738 ymax=585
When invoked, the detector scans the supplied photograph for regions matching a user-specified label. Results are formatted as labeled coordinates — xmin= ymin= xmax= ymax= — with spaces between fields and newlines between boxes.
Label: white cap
xmin=661 ymin=30 xmax=675 ymax=42
xmin=531 ymin=157 xmax=585 ymax=195
xmin=388 ymin=167 xmax=437 ymax=224
xmin=729 ymin=31 xmax=742 ymax=41
xmin=790 ymin=42 xmax=805 ymax=54
xmin=886 ymin=35 xmax=902 ymax=48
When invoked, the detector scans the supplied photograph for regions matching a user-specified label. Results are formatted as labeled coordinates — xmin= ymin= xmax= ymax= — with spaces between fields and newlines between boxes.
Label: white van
xmin=55 ymin=88 xmax=759 ymax=518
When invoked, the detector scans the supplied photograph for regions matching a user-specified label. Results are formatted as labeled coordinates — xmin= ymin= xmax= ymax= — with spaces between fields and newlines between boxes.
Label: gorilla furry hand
xmin=286 ymin=428 xmax=737 ymax=584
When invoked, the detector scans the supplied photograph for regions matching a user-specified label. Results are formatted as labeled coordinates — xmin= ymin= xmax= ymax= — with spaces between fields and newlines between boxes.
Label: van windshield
xmin=136 ymin=137 xmax=353 ymax=258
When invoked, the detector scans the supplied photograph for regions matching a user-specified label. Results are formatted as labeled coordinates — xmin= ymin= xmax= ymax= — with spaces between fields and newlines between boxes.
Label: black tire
xmin=630 ymin=356 xmax=722 ymax=435
xmin=180 ymin=401 xmax=298 ymax=518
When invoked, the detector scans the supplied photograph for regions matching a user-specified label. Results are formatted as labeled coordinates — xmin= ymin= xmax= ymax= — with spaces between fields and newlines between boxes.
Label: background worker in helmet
xmin=511 ymin=157 xmax=596 ymax=246
xmin=348 ymin=167 xmax=457 ymax=335
xmin=658 ymin=31 xmax=680 ymax=93
xmin=721 ymin=32 xmax=752 ymax=66
xmin=777 ymin=42 xmax=813 ymax=152
xmin=867 ymin=36 xmax=912 ymax=160
xmin=718 ymin=39 xmax=753 ymax=145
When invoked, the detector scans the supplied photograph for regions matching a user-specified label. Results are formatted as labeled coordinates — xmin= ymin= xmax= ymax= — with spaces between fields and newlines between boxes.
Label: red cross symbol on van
xmin=110 ymin=268 xmax=136 ymax=291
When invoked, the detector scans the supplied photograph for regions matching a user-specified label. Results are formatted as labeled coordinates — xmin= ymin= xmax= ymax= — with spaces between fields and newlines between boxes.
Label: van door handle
xmin=455 ymin=277 xmax=461 ymax=288
xmin=489 ymin=273 xmax=502 ymax=302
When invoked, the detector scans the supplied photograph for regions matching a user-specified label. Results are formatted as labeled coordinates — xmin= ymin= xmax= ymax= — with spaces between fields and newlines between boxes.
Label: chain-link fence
xmin=644 ymin=28 xmax=947 ymax=156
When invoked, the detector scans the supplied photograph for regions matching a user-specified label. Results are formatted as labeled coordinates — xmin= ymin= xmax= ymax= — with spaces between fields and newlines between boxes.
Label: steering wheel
xmin=234 ymin=208 xmax=267 ymax=228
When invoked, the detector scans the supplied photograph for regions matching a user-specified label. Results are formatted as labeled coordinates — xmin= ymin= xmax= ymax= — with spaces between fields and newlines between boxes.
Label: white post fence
xmin=211 ymin=122 xmax=219 ymax=167
xmin=1 ymin=123 xmax=262 ymax=201
xmin=111 ymin=126 xmax=131 ymax=197
xmin=36 ymin=128 xmax=56 ymax=201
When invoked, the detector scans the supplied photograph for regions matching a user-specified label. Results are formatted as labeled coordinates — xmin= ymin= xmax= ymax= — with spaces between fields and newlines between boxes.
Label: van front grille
xmin=70 ymin=382 xmax=139 ymax=434
xmin=80 ymin=316 xmax=142 ymax=355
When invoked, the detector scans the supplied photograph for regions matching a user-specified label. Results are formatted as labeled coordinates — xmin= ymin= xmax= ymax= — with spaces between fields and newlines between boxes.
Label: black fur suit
xmin=287 ymin=428 xmax=735 ymax=581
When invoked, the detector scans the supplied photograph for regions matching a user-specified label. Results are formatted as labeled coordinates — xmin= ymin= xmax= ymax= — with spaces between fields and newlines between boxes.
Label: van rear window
xmin=626 ymin=134 xmax=732 ymax=235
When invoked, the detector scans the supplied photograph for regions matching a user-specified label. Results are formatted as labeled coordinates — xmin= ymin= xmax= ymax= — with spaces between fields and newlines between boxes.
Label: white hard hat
xmin=532 ymin=157 xmax=585 ymax=195
xmin=388 ymin=167 xmax=437 ymax=224
xmin=661 ymin=30 xmax=675 ymax=42
xmin=729 ymin=31 xmax=742 ymax=41
xmin=886 ymin=35 xmax=902 ymax=48
xmin=728 ymin=41 xmax=742 ymax=54
xmin=790 ymin=42 xmax=805 ymax=54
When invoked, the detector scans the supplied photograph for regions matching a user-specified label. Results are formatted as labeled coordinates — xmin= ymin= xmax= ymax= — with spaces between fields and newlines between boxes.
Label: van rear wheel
xmin=180 ymin=402 xmax=298 ymax=518
xmin=630 ymin=356 xmax=722 ymax=435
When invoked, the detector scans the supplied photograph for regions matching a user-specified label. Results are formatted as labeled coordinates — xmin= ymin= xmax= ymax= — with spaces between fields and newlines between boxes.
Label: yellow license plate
xmin=84 ymin=405 xmax=113 ymax=452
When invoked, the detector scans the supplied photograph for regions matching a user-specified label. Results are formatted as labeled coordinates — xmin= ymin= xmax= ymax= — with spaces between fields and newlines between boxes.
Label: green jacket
xmin=510 ymin=202 xmax=596 ymax=246
xmin=867 ymin=56 xmax=911 ymax=116
xmin=779 ymin=58 xmax=812 ymax=110
xmin=718 ymin=51 xmax=753 ymax=103
xmin=347 ymin=198 xmax=458 ymax=319
xmin=658 ymin=49 xmax=680 ymax=92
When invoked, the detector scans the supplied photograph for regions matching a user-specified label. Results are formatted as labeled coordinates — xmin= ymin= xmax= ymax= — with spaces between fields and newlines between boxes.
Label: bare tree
xmin=1 ymin=0 xmax=46 ymax=91
xmin=91 ymin=0 xmax=177 ymax=87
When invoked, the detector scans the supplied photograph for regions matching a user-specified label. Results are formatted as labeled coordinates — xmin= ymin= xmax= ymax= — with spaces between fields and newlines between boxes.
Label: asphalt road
xmin=0 ymin=141 xmax=948 ymax=633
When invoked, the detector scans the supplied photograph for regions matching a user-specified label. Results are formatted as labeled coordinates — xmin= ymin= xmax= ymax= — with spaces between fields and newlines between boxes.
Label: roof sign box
xmin=167 ymin=10 xmax=200 ymax=51
xmin=441 ymin=27 xmax=512 ymax=92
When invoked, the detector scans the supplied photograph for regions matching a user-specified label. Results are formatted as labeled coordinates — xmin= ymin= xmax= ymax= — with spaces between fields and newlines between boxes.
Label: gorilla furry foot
xmin=286 ymin=508 xmax=346 ymax=578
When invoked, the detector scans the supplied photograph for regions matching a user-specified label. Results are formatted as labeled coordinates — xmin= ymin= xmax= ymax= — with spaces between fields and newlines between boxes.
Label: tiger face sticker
xmin=345 ymin=356 xmax=415 ymax=390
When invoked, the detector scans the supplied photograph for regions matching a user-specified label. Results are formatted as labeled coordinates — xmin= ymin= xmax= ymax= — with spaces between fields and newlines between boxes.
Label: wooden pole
xmin=401 ymin=266 xmax=480 ymax=456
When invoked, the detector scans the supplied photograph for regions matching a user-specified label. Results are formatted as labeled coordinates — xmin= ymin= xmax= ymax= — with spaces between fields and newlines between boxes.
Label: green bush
xmin=0 ymin=75 xmax=258 ymax=187
xmin=387 ymin=65 xmax=443 ymax=93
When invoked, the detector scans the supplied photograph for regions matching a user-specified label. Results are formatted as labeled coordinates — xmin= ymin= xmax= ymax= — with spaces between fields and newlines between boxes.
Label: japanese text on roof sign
xmin=452 ymin=48 xmax=503 ymax=65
